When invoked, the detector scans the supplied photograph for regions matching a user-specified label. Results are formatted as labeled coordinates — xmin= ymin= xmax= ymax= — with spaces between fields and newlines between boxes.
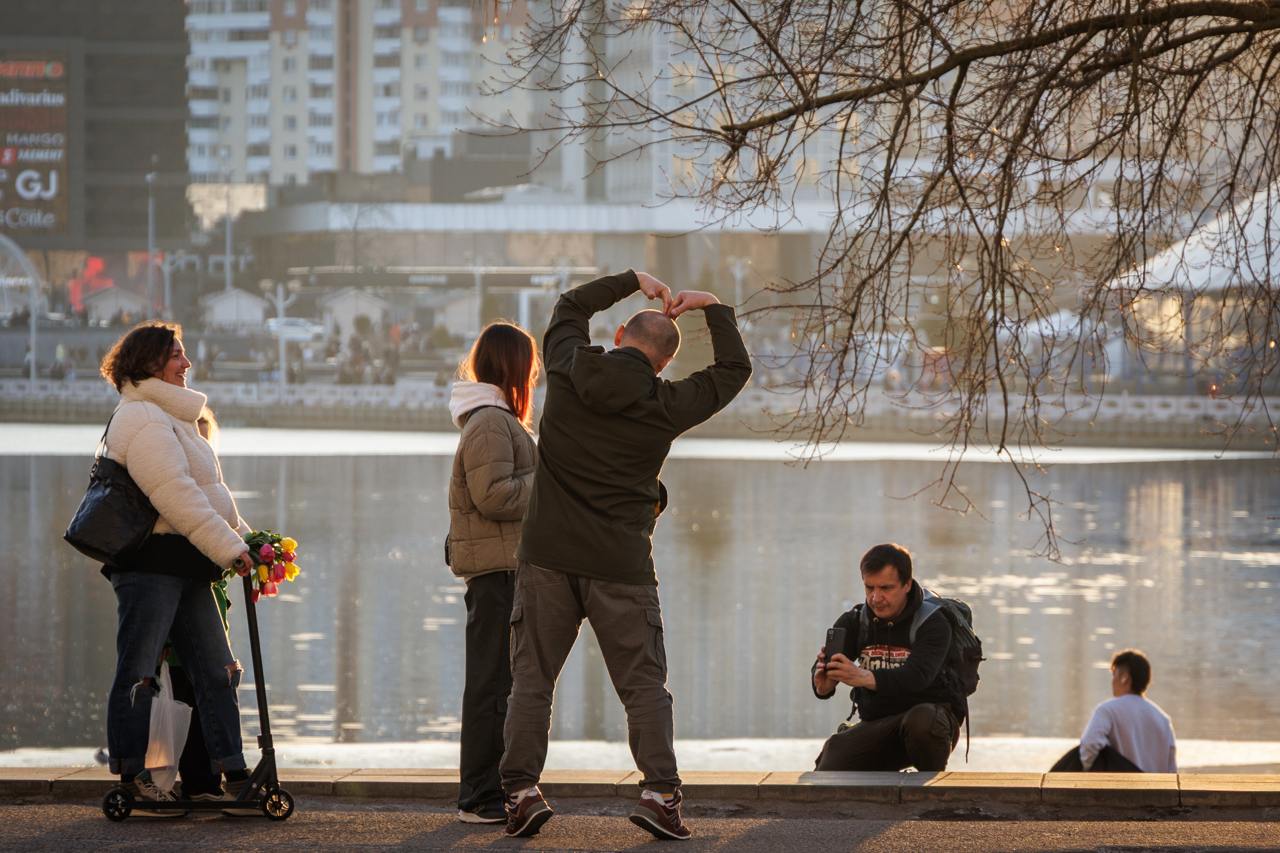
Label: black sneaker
xmin=457 ymin=800 xmax=506 ymax=824
xmin=629 ymin=789 xmax=691 ymax=840
xmin=124 ymin=771 xmax=184 ymax=818
xmin=504 ymin=788 xmax=553 ymax=837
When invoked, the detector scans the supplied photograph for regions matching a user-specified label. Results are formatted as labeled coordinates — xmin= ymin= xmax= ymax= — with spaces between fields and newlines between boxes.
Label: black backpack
xmin=856 ymin=587 xmax=984 ymax=756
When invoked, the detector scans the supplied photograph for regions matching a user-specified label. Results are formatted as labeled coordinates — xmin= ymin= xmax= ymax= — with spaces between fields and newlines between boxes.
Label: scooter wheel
xmin=102 ymin=786 xmax=133 ymax=822
xmin=262 ymin=787 xmax=294 ymax=821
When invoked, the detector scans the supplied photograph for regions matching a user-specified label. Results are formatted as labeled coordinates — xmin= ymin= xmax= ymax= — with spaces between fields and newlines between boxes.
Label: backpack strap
xmin=908 ymin=586 xmax=971 ymax=760
xmin=907 ymin=586 xmax=942 ymax=644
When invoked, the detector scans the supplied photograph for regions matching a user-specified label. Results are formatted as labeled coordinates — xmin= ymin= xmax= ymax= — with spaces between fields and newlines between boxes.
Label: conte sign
xmin=0 ymin=52 xmax=69 ymax=236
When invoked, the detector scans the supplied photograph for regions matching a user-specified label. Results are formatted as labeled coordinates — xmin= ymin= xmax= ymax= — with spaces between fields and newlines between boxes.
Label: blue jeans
xmin=107 ymin=572 xmax=246 ymax=777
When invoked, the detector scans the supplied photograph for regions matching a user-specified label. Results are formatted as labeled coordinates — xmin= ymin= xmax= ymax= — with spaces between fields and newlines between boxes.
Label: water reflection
xmin=1 ymin=449 xmax=1277 ymax=751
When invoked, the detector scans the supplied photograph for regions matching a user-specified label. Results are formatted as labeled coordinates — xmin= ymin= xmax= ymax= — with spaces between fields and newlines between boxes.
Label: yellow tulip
xmin=285 ymin=564 xmax=299 ymax=581
xmin=280 ymin=537 xmax=298 ymax=553
xmin=256 ymin=564 xmax=269 ymax=582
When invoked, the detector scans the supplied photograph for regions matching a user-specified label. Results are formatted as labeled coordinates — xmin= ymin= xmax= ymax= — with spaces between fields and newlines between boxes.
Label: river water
xmin=1 ymin=425 xmax=1276 ymax=758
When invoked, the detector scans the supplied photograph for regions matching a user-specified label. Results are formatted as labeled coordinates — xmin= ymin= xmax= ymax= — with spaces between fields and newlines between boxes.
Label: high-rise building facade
xmin=186 ymin=0 xmax=530 ymax=186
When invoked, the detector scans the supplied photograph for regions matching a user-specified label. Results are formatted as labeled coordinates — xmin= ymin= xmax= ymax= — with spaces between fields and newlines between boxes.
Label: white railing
xmin=0 ymin=380 xmax=1273 ymax=427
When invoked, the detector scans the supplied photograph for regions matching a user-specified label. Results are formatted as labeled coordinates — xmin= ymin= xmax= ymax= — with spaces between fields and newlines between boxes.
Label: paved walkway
xmin=2 ymin=796 xmax=1278 ymax=852
xmin=5 ymin=767 xmax=1279 ymax=808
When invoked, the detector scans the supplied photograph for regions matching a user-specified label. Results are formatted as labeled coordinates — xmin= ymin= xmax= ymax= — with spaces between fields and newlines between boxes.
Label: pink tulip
xmin=282 ymin=551 xmax=296 ymax=563
xmin=258 ymin=543 xmax=276 ymax=562
xmin=250 ymin=588 xmax=261 ymax=603
xmin=271 ymin=562 xmax=287 ymax=582
xmin=263 ymin=581 xmax=279 ymax=596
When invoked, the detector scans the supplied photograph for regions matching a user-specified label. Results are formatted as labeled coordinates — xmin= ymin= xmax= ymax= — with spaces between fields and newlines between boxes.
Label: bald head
xmin=617 ymin=309 xmax=681 ymax=372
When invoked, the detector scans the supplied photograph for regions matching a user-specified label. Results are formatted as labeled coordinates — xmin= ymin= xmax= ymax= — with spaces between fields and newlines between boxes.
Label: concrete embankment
xmin=1 ymin=379 xmax=1276 ymax=450
xmin=4 ymin=767 xmax=1279 ymax=809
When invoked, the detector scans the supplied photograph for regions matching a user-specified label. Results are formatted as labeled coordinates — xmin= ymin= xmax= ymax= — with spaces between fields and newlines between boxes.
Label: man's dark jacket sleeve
xmin=870 ymin=612 xmax=952 ymax=696
xmin=666 ymin=305 xmax=752 ymax=433
xmin=543 ymin=269 xmax=639 ymax=375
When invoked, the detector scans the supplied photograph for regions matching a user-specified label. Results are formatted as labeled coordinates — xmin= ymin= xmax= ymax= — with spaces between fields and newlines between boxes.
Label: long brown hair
xmin=459 ymin=321 xmax=540 ymax=428
xmin=99 ymin=321 xmax=182 ymax=391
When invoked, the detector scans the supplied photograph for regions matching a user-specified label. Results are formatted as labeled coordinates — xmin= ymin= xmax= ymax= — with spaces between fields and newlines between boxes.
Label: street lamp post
xmin=262 ymin=278 xmax=299 ymax=393
xmin=145 ymin=164 xmax=157 ymax=319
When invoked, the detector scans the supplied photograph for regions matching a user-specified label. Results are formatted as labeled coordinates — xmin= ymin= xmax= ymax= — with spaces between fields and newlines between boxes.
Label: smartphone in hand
xmin=823 ymin=626 xmax=847 ymax=666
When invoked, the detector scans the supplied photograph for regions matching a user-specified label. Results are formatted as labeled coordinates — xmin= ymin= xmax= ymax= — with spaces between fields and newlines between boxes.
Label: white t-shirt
xmin=1079 ymin=693 xmax=1177 ymax=772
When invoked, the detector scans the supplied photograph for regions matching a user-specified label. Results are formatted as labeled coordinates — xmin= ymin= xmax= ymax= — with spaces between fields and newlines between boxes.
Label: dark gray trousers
xmin=458 ymin=570 xmax=515 ymax=811
xmin=500 ymin=561 xmax=680 ymax=794
xmin=815 ymin=703 xmax=959 ymax=772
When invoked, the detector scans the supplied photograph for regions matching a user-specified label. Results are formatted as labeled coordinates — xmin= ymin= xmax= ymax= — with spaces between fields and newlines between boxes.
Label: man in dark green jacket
xmin=500 ymin=269 xmax=751 ymax=841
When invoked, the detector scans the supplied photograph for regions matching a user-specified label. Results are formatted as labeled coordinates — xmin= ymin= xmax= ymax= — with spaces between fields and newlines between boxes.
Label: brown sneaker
xmin=629 ymin=789 xmax=691 ymax=840
xmin=504 ymin=788 xmax=553 ymax=838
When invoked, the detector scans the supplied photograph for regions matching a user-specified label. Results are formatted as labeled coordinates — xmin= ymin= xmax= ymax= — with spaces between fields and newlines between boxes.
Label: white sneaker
xmin=125 ymin=772 xmax=185 ymax=818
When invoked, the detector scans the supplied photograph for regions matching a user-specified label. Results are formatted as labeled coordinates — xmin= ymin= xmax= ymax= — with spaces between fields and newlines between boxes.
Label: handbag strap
xmin=95 ymin=407 xmax=123 ymax=461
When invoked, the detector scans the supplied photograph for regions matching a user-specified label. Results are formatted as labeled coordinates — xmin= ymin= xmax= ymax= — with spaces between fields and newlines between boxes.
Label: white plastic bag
xmin=144 ymin=661 xmax=192 ymax=792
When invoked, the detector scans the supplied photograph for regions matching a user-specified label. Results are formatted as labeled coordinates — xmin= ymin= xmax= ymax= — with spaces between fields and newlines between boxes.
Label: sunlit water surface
xmin=1 ymin=425 xmax=1276 ymax=760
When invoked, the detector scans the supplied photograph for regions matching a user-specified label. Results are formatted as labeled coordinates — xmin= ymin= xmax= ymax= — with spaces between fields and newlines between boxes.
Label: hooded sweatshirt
xmin=517 ymin=269 xmax=752 ymax=585
xmin=815 ymin=581 xmax=963 ymax=722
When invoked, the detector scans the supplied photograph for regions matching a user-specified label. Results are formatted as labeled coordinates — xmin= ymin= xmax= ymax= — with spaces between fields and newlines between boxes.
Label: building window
xmin=375 ymin=141 xmax=400 ymax=156
xmin=283 ymin=0 xmax=297 ymax=15
xmin=309 ymin=54 xmax=334 ymax=70
xmin=285 ymin=115 xmax=298 ymax=130
xmin=250 ymin=114 xmax=269 ymax=128
xmin=442 ymin=51 xmax=468 ymax=67
xmin=249 ymin=83 xmax=269 ymax=98
xmin=415 ymin=0 xmax=428 ymax=10
xmin=283 ymin=85 xmax=298 ymax=102
xmin=376 ymin=82 xmax=399 ymax=97
xmin=375 ymin=24 xmax=399 ymax=38
xmin=285 ymin=144 xmax=298 ymax=159
xmin=220 ymin=88 xmax=232 ymax=103
xmin=374 ymin=53 xmax=400 ymax=68
xmin=310 ymin=83 xmax=334 ymax=97
xmin=378 ymin=0 xmax=395 ymax=8
xmin=312 ymin=0 xmax=331 ymax=9
xmin=311 ymin=141 xmax=334 ymax=156
xmin=442 ymin=82 xmax=471 ymax=97
xmin=414 ymin=53 xmax=428 ymax=69
xmin=221 ymin=116 xmax=232 ymax=129
xmin=283 ymin=57 xmax=297 ymax=72
xmin=282 ymin=29 xmax=298 ymax=47
xmin=414 ymin=113 xmax=428 ymax=129
xmin=413 ymin=26 xmax=429 ymax=42
xmin=309 ymin=111 xmax=334 ymax=127
xmin=312 ymin=25 xmax=332 ymax=40
xmin=414 ymin=84 xmax=429 ymax=100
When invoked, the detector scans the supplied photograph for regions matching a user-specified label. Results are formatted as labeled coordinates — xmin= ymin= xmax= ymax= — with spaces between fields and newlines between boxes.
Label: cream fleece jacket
xmin=103 ymin=377 xmax=249 ymax=568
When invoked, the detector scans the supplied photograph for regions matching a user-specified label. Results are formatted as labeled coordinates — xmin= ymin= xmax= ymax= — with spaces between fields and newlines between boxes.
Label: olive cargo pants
xmin=500 ymin=561 xmax=681 ymax=794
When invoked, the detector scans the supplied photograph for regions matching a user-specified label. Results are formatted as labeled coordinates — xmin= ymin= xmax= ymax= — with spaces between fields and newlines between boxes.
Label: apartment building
xmin=185 ymin=0 xmax=531 ymax=186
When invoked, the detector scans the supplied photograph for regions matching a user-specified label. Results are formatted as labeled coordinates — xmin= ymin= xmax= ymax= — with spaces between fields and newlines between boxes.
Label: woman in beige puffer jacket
xmin=447 ymin=321 xmax=538 ymax=823
xmin=93 ymin=322 xmax=255 ymax=805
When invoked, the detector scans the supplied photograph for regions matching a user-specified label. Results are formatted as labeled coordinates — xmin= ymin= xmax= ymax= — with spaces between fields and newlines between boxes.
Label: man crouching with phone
xmin=811 ymin=543 xmax=962 ymax=771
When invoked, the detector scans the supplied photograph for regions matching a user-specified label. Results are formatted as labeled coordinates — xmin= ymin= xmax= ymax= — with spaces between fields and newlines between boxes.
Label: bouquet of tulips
xmin=233 ymin=530 xmax=301 ymax=602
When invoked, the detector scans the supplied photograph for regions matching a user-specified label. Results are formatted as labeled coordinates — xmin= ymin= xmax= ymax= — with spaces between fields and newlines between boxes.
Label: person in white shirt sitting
xmin=1051 ymin=648 xmax=1177 ymax=773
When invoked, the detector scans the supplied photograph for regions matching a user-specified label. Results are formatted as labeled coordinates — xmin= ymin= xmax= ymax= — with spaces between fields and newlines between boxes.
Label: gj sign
xmin=0 ymin=51 xmax=69 ymax=236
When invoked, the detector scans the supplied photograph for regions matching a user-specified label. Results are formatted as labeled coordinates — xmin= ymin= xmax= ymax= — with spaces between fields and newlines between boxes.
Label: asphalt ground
xmin=1 ymin=796 xmax=1277 ymax=852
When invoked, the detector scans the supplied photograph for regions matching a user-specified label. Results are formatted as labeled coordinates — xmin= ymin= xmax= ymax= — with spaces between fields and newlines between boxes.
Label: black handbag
xmin=64 ymin=411 xmax=159 ymax=565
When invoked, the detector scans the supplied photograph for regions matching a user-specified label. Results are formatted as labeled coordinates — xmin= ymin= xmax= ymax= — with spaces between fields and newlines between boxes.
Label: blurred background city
xmin=0 ymin=0 xmax=1276 ymax=771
